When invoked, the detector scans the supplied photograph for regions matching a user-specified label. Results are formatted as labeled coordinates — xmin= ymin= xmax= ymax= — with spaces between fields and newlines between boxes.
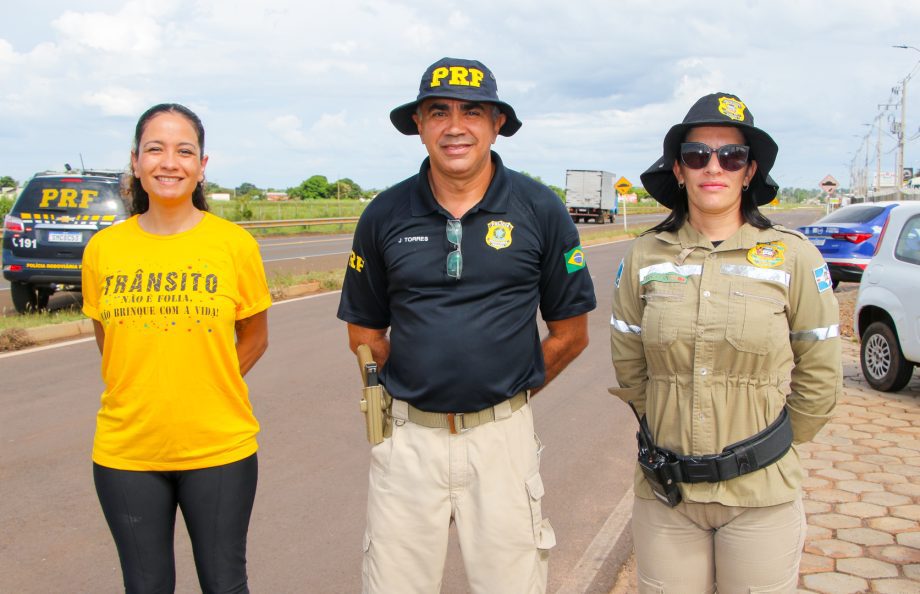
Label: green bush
xmin=207 ymin=198 xmax=368 ymax=221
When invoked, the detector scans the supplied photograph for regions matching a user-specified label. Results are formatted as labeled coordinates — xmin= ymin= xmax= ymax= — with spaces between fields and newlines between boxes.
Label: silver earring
xmin=742 ymin=183 xmax=750 ymax=191
xmin=677 ymin=181 xmax=685 ymax=190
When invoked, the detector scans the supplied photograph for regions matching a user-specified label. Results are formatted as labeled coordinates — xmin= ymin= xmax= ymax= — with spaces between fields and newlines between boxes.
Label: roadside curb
xmin=22 ymin=318 xmax=94 ymax=343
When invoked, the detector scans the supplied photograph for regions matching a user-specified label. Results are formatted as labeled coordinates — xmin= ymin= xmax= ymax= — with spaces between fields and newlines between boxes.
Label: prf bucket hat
xmin=640 ymin=93 xmax=779 ymax=208
xmin=389 ymin=57 xmax=522 ymax=137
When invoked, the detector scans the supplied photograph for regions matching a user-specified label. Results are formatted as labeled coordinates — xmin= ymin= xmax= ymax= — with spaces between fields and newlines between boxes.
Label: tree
xmin=780 ymin=187 xmax=822 ymax=204
xmin=332 ymin=177 xmax=364 ymax=200
xmin=236 ymin=182 xmax=258 ymax=196
xmin=519 ymin=171 xmax=565 ymax=202
xmin=205 ymin=181 xmax=234 ymax=194
xmin=0 ymin=175 xmax=17 ymax=188
xmin=288 ymin=175 xmax=331 ymax=200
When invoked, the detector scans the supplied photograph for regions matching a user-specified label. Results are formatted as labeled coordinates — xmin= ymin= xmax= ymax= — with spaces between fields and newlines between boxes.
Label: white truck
xmin=565 ymin=169 xmax=617 ymax=224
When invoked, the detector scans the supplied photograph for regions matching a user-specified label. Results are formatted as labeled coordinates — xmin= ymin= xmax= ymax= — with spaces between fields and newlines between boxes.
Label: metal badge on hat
xmin=718 ymin=97 xmax=747 ymax=122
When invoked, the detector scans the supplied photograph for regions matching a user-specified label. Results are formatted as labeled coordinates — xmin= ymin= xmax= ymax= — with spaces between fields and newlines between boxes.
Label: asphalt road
xmin=0 ymin=210 xmax=819 ymax=593
xmin=0 ymin=216 xmax=665 ymax=312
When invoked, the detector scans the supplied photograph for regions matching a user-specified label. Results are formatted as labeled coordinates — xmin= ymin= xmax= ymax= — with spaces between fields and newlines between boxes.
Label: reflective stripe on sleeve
xmin=720 ymin=263 xmax=791 ymax=287
xmin=638 ymin=263 xmax=702 ymax=283
xmin=790 ymin=324 xmax=840 ymax=341
xmin=610 ymin=315 xmax=642 ymax=335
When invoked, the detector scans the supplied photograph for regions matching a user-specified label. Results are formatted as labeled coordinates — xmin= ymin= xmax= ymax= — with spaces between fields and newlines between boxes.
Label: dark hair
xmin=645 ymin=128 xmax=773 ymax=236
xmin=128 ymin=103 xmax=209 ymax=215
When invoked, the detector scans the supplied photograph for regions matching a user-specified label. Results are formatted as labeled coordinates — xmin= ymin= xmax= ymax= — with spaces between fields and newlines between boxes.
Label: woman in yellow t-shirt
xmin=82 ymin=103 xmax=271 ymax=593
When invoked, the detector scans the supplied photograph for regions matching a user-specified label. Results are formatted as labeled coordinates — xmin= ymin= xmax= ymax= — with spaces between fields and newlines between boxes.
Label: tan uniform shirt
xmin=611 ymin=222 xmax=841 ymax=507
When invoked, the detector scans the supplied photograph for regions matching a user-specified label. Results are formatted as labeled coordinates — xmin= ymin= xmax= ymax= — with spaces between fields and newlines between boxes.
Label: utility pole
xmin=863 ymin=126 xmax=871 ymax=198
xmin=876 ymin=114 xmax=883 ymax=194
xmin=893 ymin=45 xmax=919 ymax=189
xmin=897 ymin=77 xmax=907 ymax=189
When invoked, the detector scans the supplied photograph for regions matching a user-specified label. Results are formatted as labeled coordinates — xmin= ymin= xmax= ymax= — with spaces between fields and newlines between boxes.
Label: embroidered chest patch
xmin=747 ymin=241 xmax=785 ymax=268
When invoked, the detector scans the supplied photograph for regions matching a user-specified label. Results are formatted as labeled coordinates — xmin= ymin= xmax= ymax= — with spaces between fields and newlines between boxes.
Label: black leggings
xmin=94 ymin=454 xmax=258 ymax=594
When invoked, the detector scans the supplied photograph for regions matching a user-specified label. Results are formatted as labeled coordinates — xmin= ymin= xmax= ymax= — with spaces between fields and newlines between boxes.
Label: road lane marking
xmin=261 ymin=237 xmax=352 ymax=248
xmin=263 ymin=251 xmax=351 ymax=263
xmin=554 ymin=487 xmax=634 ymax=594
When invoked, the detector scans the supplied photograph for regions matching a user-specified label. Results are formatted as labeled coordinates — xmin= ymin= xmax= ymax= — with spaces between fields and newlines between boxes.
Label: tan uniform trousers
xmin=632 ymin=495 xmax=806 ymax=594
xmin=362 ymin=400 xmax=555 ymax=594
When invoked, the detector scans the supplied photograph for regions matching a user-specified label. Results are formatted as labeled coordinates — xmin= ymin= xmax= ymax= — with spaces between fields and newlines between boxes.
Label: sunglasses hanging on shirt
xmin=446 ymin=219 xmax=462 ymax=280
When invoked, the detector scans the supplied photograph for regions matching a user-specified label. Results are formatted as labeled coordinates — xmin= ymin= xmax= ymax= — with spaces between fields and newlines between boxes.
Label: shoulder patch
xmin=564 ymin=246 xmax=586 ymax=273
xmin=813 ymin=264 xmax=832 ymax=293
xmin=348 ymin=250 xmax=365 ymax=272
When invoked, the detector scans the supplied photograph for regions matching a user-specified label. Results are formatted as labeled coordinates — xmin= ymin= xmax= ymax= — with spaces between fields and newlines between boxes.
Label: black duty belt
xmin=659 ymin=407 xmax=793 ymax=484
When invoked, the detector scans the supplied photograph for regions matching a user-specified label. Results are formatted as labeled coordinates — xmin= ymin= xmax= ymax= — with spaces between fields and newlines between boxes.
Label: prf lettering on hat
xmin=430 ymin=66 xmax=484 ymax=88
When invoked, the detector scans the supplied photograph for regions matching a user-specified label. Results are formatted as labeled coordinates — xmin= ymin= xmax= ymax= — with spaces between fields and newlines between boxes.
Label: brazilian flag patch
xmin=564 ymin=246 xmax=586 ymax=274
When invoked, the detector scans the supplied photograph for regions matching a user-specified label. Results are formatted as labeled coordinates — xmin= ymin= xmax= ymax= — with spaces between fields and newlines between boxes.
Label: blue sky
xmin=2 ymin=0 xmax=918 ymax=192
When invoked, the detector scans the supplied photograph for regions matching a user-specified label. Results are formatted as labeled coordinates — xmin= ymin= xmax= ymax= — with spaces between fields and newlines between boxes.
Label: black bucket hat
xmin=390 ymin=57 xmax=522 ymax=137
xmin=640 ymin=92 xmax=779 ymax=208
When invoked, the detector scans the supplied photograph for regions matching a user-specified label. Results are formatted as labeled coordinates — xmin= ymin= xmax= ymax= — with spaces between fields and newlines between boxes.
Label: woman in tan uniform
xmin=610 ymin=93 xmax=841 ymax=593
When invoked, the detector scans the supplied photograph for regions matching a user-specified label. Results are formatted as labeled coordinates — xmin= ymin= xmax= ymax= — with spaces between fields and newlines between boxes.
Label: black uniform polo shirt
xmin=337 ymin=152 xmax=596 ymax=412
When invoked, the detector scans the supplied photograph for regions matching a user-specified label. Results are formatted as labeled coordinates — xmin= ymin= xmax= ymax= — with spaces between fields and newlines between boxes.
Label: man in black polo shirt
xmin=337 ymin=57 xmax=596 ymax=594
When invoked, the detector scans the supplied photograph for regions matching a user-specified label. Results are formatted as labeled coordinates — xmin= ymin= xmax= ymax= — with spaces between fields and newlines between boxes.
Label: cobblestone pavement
xmin=609 ymin=339 xmax=920 ymax=594
xmin=797 ymin=339 xmax=920 ymax=594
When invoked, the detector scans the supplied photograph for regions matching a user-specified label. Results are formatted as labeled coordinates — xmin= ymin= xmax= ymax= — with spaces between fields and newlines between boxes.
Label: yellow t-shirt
xmin=82 ymin=213 xmax=272 ymax=471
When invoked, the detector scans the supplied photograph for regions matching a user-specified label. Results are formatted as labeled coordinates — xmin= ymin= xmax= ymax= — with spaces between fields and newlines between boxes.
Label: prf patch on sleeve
xmin=615 ymin=259 xmax=624 ymax=289
xmin=564 ymin=246 xmax=586 ymax=273
xmin=813 ymin=264 xmax=832 ymax=293
xmin=348 ymin=250 xmax=365 ymax=273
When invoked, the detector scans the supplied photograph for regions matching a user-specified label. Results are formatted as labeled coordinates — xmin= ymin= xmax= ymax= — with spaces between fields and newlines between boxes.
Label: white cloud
xmin=3 ymin=0 xmax=919 ymax=191
xmin=448 ymin=11 xmax=470 ymax=28
xmin=332 ymin=41 xmax=358 ymax=55
xmin=0 ymin=39 xmax=16 ymax=64
xmin=52 ymin=3 xmax=166 ymax=54
xmin=268 ymin=114 xmax=312 ymax=150
xmin=313 ymin=112 xmax=348 ymax=131
xmin=82 ymin=87 xmax=148 ymax=116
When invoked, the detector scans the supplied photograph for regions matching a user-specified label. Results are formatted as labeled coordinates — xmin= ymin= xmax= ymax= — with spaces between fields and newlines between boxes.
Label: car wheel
xmin=860 ymin=321 xmax=915 ymax=392
xmin=10 ymin=282 xmax=40 ymax=314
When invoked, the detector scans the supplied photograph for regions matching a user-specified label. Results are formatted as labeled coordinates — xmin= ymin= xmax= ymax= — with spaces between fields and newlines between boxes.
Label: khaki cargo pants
xmin=362 ymin=400 xmax=555 ymax=594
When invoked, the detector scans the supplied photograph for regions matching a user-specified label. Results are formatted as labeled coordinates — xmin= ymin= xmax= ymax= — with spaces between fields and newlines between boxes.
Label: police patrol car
xmin=2 ymin=170 xmax=128 ymax=313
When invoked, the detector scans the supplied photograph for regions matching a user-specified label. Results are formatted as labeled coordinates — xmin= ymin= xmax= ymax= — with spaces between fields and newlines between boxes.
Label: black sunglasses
xmin=679 ymin=142 xmax=750 ymax=172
